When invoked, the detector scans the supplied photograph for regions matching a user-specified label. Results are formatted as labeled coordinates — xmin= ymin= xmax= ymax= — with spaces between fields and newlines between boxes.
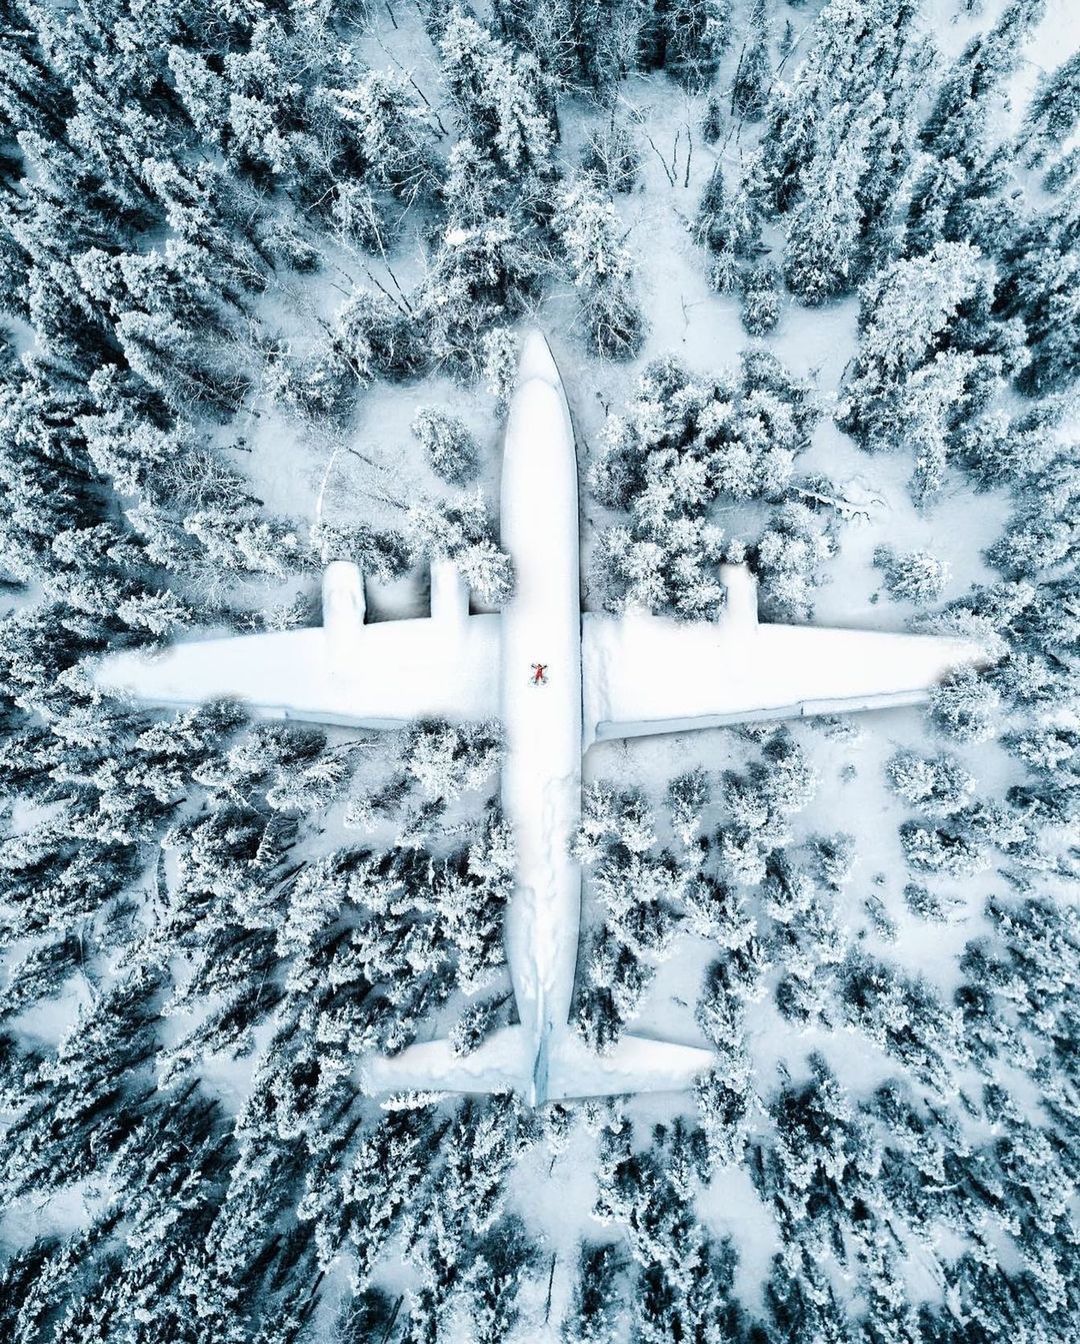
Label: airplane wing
xmin=583 ymin=563 xmax=989 ymax=745
xmin=95 ymin=560 xmax=500 ymax=728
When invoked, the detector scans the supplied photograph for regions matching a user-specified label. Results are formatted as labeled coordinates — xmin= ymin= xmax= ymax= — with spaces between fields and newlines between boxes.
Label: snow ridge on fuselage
xmin=499 ymin=334 xmax=582 ymax=1105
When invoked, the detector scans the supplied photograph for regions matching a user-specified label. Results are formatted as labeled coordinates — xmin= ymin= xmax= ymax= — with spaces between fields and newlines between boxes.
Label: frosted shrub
xmin=782 ymin=103 xmax=869 ymax=304
xmin=412 ymin=407 xmax=479 ymax=484
xmin=715 ymin=731 xmax=817 ymax=885
xmin=414 ymin=143 xmax=547 ymax=376
xmin=886 ymin=750 xmax=975 ymax=814
xmin=682 ymin=873 xmax=755 ymax=947
xmin=929 ymin=667 xmax=1002 ymax=743
xmin=874 ymin=545 xmax=950 ymax=605
xmin=572 ymin=781 xmax=686 ymax=1052
xmin=709 ymin=249 xmax=740 ymax=293
xmin=987 ymin=458 xmax=1080 ymax=579
xmin=1004 ymin=725 xmax=1080 ymax=775
xmin=955 ymin=402 xmax=1064 ymax=486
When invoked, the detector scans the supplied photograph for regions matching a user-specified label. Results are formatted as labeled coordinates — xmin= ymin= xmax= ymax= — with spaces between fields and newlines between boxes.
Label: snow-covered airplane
xmin=96 ymin=332 xmax=986 ymax=1105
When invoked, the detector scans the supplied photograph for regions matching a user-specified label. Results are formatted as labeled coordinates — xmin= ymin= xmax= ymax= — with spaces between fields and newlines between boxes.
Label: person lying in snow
xmin=531 ymin=663 xmax=548 ymax=686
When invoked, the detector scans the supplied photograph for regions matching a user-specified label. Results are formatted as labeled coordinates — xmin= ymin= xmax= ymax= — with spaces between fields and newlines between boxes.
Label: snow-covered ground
xmin=3 ymin=0 xmax=1079 ymax=1339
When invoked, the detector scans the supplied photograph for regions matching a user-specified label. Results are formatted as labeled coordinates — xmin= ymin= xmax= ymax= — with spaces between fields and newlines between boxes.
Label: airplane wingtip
xmin=92 ymin=648 xmax=152 ymax=699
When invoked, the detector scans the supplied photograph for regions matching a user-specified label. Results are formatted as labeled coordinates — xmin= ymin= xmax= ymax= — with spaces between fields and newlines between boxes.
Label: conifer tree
xmin=731 ymin=0 xmax=771 ymax=121
xmin=554 ymin=176 xmax=644 ymax=359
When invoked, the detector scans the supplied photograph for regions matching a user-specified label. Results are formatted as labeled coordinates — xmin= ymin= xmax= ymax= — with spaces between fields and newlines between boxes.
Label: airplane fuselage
xmin=498 ymin=340 xmax=583 ymax=1103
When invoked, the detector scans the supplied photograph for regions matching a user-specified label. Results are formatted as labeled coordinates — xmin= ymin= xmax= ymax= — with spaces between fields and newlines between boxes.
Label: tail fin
xmin=545 ymin=1031 xmax=715 ymax=1101
xmin=358 ymin=1026 xmax=529 ymax=1098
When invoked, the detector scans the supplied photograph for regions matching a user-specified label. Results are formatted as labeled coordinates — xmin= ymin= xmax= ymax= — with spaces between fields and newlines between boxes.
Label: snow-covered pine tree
xmin=996 ymin=190 xmax=1080 ymax=397
xmin=406 ymin=490 xmax=514 ymax=604
xmin=639 ymin=0 xmax=732 ymax=91
xmin=412 ymin=408 xmax=480 ymax=485
xmin=731 ymin=0 xmax=771 ymax=121
xmin=563 ymin=1241 xmax=623 ymax=1344
xmin=886 ymin=749 xmax=976 ymax=814
xmin=554 ymin=176 xmax=644 ymax=359
xmin=783 ymin=102 xmax=870 ymax=303
xmin=1020 ymin=49 xmax=1080 ymax=166
xmin=838 ymin=240 xmax=1027 ymax=501
xmin=740 ymin=261 xmax=781 ymax=335
xmin=873 ymin=544 xmax=950 ymax=605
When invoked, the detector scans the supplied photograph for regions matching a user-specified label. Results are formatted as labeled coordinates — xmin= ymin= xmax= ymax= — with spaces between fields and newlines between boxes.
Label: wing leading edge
xmin=584 ymin=563 xmax=989 ymax=745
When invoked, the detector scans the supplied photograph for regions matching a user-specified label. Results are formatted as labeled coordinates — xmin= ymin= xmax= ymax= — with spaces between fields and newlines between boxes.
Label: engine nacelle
xmin=719 ymin=563 xmax=759 ymax=628
xmin=322 ymin=561 xmax=366 ymax=667
xmin=430 ymin=559 xmax=469 ymax=624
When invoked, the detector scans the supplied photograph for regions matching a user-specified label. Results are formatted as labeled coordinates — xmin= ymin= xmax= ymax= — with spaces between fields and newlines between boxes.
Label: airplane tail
xmin=358 ymin=1025 xmax=714 ymax=1103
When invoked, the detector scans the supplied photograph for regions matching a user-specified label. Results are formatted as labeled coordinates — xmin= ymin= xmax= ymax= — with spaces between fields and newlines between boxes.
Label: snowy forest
xmin=1 ymin=0 xmax=1079 ymax=1340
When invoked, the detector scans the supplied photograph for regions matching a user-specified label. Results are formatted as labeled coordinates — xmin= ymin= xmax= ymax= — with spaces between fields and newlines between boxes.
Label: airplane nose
xmin=516 ymin=328 xmax=561 ymax=389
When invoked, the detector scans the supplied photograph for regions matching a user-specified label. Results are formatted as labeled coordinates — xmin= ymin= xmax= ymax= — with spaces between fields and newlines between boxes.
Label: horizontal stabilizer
xmin=545 ymin=1031 xmax=715 ymax=1101
xmin=358 ymin=1027 xmax=715 ymax=1103
xmin=358 ymin=1026 xmax=529 ymax=1097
